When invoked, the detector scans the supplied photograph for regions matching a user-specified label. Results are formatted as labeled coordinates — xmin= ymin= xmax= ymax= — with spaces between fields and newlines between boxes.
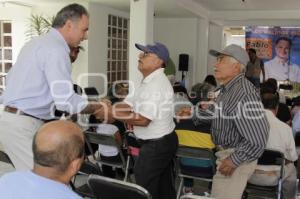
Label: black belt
xmin=4 ymin=106 xmax=53 ymax=123
xmin=137 ymin=131 xmax=175 ymax=145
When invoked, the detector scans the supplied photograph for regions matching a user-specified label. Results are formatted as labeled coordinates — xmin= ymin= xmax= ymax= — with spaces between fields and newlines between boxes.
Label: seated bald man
xmin=0 ymin=121 xmax=84 ymax=199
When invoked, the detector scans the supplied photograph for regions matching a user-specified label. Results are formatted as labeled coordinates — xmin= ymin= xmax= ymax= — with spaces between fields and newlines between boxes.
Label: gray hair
xmin=240 ymin=63 xmax=246 ymax=73
xmin=190 ymin=82 xmax=215 ymax=105
xmin=52 ymin=4 xmax=89 ymax=28
xmin=228 ymin=56 xmax=246 ymax=73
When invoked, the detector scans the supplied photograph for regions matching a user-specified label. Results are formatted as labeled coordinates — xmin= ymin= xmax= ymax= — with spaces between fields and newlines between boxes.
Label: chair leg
xmin=123 ymin=157 xmax=130 ymax=182
xmin=277 ymin=179 xmax=282 ymax=199
xmin=295 ymin=179 xmax=299 ymax=199
xmin=69 ymin=181 xmax=76 ymax=191
xmin=176 ymin=177 xmax=184 ymax=199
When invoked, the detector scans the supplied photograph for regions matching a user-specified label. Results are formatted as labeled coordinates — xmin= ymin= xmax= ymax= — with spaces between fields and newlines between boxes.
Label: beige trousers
xmin=211 ymin=149 xmax=257 ymax=199
xmin=0 ymin=112 xmax=44 ymax=170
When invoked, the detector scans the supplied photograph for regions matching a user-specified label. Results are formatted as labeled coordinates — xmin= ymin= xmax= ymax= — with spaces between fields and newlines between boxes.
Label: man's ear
xmin=155 ymin=58 xmax=164 ymax=68
xmin=233 ymin=62 xmax=242 ymax=73
xmin=69 ymin=157 xmax=83 ymax=176
xmin=64 ymin=19 xmax=73 ymax=31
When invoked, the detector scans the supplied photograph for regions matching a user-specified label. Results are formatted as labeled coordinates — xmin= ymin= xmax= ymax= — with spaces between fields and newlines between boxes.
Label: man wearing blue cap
xmin=96 ymin=42 xmax=178 ymax=199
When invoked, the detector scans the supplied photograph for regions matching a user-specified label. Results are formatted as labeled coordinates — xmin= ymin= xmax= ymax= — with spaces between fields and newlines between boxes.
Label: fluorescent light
xmin=231 ymin=34 xmax=245 ymax=37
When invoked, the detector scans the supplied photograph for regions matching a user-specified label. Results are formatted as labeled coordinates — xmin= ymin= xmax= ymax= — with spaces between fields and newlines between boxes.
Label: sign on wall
xmin=246 ymin=26 xmax=300 ymax=82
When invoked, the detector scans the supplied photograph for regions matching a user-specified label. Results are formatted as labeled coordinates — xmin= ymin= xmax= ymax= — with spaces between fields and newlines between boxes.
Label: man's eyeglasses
xmin=141 ymin=52 xmax=150 ymax=57
xmin=140 ymin=52 xmax=158 ymax=59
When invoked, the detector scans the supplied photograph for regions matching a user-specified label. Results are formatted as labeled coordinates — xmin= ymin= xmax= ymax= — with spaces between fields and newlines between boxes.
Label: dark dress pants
xmin=134 ymin=131 xmax=178 ymax=199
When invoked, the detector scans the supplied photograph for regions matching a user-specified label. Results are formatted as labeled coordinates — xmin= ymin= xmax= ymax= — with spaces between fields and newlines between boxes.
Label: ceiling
xmin=89 ymin=0 xmax=196 ymax=17
xmin=194 ymin=0 xmax=300 ymax=11
xmin=90 ymin=0 xmax=300 ymax=17
xmin=4 ymin=0 xmax=300 ymax=18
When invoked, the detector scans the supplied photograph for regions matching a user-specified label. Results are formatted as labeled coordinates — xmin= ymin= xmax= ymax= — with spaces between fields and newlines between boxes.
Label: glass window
xmin=0 ymin=21 xmax=12 ymax=90
xmin=4 ymin=49 xmax=12 ymax=60
xmin=112 ymin=16 xmax=117 ymax=26
xmin=4 ymin=36 xmax=12 ymax=47
xmin=3 ymin=23 xmax=11 ymax=33
xmin=5 ymin=62 xmax=12 ymax=72
xmin=107 ymin=16 xmax=129 ymax=89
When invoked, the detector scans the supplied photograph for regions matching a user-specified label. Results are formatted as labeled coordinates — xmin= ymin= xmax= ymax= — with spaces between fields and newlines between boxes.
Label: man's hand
xmin=176 ymin=107 xmax=192 ymax=122
xmin=93 ymin=103 xmax=114 ymax=123
xmin=125 ymin=122 xmax=133 ymax=132
xmin=218 ymin=158 xmax=237 ymax=176
xmin=100 ymin=97 xmax=112 ymax=106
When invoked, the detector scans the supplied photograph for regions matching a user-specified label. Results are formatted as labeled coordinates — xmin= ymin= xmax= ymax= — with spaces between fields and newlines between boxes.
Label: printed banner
xmin=245 ymin=26 xmax=300 ymax=83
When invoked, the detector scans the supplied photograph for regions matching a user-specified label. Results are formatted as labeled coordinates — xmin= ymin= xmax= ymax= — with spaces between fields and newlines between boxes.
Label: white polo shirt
xmin=256 ymin=110 xmax=297 ymax=171
xmin=124 ymin=68 xmax=175 ymax=140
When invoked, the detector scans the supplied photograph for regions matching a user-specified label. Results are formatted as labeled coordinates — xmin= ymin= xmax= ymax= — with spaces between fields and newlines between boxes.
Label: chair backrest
xmin=84 ymin=87 xmax=99 ymax=101
xmin=84 ymin=130 xmax=124 ymax=160
xmin=257 ymin=149 xmax=285 ymax=166
xmin=84 ymin=130 xmax=128 ymax=178
xmin=177 ymin=145 xmax=215 ymax=160
xmin=85 ymin=131 xmax=118 ymax=147
xmin=88 ymin=174 xmax=151 ymax=199
xmin=246 ymin=149 xmax=285 ymax=199
xmin=180 ymin=195 xmax=215 ymax=199
xmin=176 ymin=145 xmax=216 ymax=178
xmin=79 ymin=160 xmax=102 ymax=175
xmin=257 ymin=149 xmax=285 ymax=180
xmin=0 ymin=151 xmax=14 ymax=167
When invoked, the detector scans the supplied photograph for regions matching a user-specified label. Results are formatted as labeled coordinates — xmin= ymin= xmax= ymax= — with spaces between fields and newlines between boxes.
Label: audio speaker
xmin=179 ymin=54 xmax=189 ymax=71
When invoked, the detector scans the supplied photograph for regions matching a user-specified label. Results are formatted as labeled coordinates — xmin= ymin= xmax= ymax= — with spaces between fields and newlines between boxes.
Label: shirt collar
xmin=142 ymin=68 xmax=165 ymax=84
xmin=220 ymin=73 xmax=244 ymax=93
xmin=265 ymin=109 xmax=275 ymax=118
xmin=274 ymin=56 xmax=289 ymax=66
xmin=49 ymin=28 xmax=70 ymax=53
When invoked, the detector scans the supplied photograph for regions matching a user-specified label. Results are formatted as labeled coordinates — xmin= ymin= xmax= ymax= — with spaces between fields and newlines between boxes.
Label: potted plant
xmin=26 ymin=14 xmax=54 ymax=40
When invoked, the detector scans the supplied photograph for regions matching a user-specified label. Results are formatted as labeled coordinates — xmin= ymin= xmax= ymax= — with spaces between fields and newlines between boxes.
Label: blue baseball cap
xmin=135 ymin=42 xmax=170 ymax=65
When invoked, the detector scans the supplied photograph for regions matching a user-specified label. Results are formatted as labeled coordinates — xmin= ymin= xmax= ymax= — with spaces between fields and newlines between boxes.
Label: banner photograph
xmin=245 ymin=26 xmax=300 ymax=83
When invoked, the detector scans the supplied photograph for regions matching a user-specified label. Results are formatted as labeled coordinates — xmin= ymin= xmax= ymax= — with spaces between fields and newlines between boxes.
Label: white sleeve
xmin=286 ymin=127 xmax=298 ymax=161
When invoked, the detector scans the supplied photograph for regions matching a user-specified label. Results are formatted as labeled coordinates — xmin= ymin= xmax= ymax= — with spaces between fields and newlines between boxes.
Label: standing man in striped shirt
xmin=193 ymin=44 xmax=269 ymax=199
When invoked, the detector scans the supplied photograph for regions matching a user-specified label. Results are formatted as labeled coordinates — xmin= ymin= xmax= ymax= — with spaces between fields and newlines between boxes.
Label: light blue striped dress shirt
xmin=2 ymin=28 xmax=88 ymax=119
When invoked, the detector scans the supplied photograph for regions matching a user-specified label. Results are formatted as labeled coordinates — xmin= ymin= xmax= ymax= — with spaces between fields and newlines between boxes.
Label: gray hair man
xmin=0 ymin=4 xmax=103 ymax=170
xmin=193 ymin=44 xmax=269 ymax=199
xmin=0 ymin=121 xmax=85 ymax=199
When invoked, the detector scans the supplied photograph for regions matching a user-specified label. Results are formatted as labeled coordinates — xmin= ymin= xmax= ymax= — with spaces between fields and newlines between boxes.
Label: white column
xmin=194 ymin=18 xmax=209 ymax=84
xmin=128 ymin=0 xmax=154 ymax=88
xmin=207 ymin=23 xmax=223 ymax=75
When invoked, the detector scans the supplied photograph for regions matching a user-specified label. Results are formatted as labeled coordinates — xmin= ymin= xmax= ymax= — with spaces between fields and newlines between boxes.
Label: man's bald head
xmin=32 ymin=121 xmax=84 ymax=173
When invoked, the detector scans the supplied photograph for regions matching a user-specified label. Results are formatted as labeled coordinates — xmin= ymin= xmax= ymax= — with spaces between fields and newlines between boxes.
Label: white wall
xmin=154 ymin=18 xmax=198 ymax=89
xmin=0 ymin=4 xmax=31 ymax=63
xmin=0 ymin=2 xmax=90 ymax=88
xmin=88 ymin=3 xmax=129 ymax=96
xmin=207 ymin=23 xmax=223 ymax=75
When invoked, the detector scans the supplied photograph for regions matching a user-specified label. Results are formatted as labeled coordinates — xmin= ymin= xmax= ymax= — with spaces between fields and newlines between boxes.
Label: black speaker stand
xmin=181 ymin=71 xmax=185 ymax=81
